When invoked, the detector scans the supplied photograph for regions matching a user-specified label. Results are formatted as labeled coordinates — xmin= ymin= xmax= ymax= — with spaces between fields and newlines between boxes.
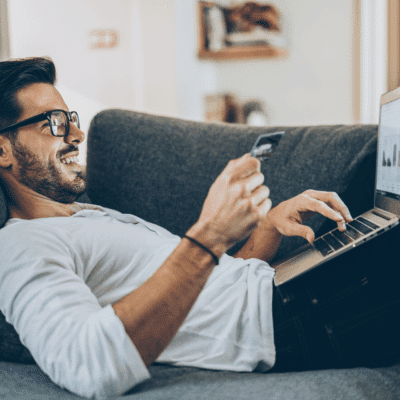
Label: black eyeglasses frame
xmin=0 ymin=109 xmax=80 ymax=137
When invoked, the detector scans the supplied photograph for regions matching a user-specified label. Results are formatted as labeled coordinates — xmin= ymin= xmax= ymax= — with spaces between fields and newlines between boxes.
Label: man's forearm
xmin=112 ymin=154 xmax=270 ymax=367
xmin=233 ymin=219 xmax=283 ymax=263
xmin=112 ymin=236 xmax=223 ymax=367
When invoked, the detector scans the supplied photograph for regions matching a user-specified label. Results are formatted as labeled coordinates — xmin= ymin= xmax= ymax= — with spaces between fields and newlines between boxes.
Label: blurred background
xmin=0 ymin=0 xmax=399 ymax=162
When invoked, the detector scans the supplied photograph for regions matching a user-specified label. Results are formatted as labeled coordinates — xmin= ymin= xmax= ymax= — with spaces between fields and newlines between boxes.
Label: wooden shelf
xmin=198 ymin=45 xmax=287 ymax=60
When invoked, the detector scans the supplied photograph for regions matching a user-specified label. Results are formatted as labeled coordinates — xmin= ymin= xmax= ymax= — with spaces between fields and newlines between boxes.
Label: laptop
xmin=272 ymin=86 xmax=400 ymax=286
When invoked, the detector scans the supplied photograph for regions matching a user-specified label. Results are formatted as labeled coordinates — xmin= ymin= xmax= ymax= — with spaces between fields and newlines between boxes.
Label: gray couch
xmin=1 ymin=109 xmax=400 ymax=399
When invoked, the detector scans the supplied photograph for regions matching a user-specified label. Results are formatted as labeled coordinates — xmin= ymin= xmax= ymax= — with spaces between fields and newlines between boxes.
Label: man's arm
xmin=234 ymin=189 xmax=353 ymax=263
xmin=112 ymin=154 xmax=271 ymax=366
xmin=0 ymin=224 xmax=151 ymax=399
xmin=112 ymin=239 xmax=219 ymax=366
xmin=233 ymin=217 xmax=283 ymax=262
xmin=112 ymin=155 xmax=354 ymax=366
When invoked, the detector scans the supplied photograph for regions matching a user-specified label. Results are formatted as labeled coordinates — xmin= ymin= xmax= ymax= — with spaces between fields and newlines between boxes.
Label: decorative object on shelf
xmin=205 ymin=94 xmax=269 ymax=126
xmin=198 ymin=1 xmax=287 ymax=60
xmin=205 ymin=93 xmax=243 ymax=123
xmin=242 ymin=100 xmax=269 ymax=126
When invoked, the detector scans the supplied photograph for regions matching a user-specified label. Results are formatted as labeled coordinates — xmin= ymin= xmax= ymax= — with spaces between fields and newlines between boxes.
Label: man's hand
xmin=113 ymin=153 xmax=271 ymax=366
xmin=234 ymin=189 xmax=353 ymax=262
xmin=266 ymin=189 xmax=353 ymax=244
xmin=187 ymin=153 xmax=272 ymax=257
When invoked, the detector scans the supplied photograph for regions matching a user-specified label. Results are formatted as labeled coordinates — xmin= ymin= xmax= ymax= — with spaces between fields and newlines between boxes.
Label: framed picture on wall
xmin=198 ymin=1 xmax=287 ymax=60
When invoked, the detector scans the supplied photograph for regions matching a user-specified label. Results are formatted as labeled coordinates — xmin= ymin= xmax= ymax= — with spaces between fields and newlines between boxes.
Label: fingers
xmin=258 ymin=197 xmax=273 ymax=220
xmin=240 ymin=173 xmax=271 ymax=220
xmin=251 ymin=185 xmax=270 ymax=207
xmin=246 ymin=172 xmax=265 ymax=195
xmin=300 ymin=194 xmax=345 ymax=231
xmin=226 ymin=155 xmax=268 ymax=199
xmin=267 ymin=190 xmax=351 ymax=243
xmin=291 ymin=224 xmax=315 ymax=244
xmin=301 ymin=190 xmax=352 ymax=231
xmin=304 ymin=190 xmax=352 ymax=221
xmin=226 ymin=153 xmax=261 ymax=180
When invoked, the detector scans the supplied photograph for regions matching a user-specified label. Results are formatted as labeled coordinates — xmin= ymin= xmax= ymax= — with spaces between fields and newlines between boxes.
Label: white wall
xmin=7 ymin=0 xmax=180 ymax=153
xmin=139 ymin=0 xmax=178 ymax=117
xmin=174 ymin=0 xmax=357 ymax=126
xmin=7 ymin=0 xmax=140 ymax=162
xmin=7 ymin=0 xmax=359 ymax=132
xmin=174 ymin=0 xmax=218 ymax=121
xmin=360 ymin=0 xmax=388 ymax=124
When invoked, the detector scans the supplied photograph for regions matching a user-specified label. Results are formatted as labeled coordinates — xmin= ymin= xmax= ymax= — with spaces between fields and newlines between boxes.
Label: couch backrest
xmin=87 ymin=109 xmax=378 ymax=260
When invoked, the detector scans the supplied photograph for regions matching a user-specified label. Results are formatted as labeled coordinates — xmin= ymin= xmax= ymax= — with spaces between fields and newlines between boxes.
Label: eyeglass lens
xmin=50 ymin=111 xmax=79 ymax=136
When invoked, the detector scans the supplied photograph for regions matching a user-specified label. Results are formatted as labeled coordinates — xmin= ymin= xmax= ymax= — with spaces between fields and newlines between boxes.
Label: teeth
xmin=61 ymin=156 xmax=79 ymax=164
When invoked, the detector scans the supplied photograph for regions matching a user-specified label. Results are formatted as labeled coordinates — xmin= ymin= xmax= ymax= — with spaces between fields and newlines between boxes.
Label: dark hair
xmin=0 ymin=57 xmax=56 ymax=142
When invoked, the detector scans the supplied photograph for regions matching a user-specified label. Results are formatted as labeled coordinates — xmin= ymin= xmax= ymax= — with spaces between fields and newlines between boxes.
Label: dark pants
xmin=270 ymin=224 xmax=400 ymax=372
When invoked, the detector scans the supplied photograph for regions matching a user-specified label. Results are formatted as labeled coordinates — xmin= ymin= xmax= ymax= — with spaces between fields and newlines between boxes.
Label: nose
xmin=64 ymin=122 xmax=85 ymax=145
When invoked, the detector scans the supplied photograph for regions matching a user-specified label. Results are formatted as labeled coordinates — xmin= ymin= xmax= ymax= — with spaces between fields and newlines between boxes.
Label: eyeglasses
xmin=0 ymin=109 xmax=80 ymax=137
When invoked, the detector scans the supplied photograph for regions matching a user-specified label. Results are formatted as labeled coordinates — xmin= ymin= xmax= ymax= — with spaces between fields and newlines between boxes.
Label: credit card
xmin=250 ymin=131 xmax=285 ymax=162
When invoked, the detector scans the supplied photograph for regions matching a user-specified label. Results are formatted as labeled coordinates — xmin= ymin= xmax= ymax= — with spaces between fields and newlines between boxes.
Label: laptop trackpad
xmin=274 ymin=246 xmax=324 ymax=286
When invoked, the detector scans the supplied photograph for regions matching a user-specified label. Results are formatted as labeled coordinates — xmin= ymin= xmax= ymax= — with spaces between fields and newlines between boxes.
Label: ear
xmin=0 ymin=135 xmax=13 ymax=169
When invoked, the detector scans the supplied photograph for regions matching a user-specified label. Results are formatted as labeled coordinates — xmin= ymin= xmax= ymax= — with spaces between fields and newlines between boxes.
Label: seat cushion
xmin=0 ymin=361 xmax=399 ymax=399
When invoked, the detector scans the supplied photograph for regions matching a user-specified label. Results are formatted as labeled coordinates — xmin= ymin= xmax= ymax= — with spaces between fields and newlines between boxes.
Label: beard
xmin=11 ymin=140 xmax=87 ymax=204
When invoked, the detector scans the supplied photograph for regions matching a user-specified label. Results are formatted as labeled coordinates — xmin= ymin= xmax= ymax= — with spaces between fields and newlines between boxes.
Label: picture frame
xmin=198 ymin=1 xmax=287 ymax=60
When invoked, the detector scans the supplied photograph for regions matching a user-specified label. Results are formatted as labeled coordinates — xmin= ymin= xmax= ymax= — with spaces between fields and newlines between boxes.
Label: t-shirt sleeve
xmin=0 ymin=223 xmax=150 ymax=398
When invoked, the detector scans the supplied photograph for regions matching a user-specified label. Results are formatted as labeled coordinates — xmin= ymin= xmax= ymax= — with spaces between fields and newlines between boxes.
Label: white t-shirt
xmin=0 ymin=205 xmax=275 ymax=399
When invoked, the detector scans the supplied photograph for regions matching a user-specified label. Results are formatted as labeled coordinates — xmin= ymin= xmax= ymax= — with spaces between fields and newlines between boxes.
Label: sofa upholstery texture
xmin=1 ymin=109 xmax=399 ymax=399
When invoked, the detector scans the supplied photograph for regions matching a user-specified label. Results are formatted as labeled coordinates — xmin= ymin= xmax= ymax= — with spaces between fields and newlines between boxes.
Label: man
xmin=0 ymin=57 xmax=391 ymax=398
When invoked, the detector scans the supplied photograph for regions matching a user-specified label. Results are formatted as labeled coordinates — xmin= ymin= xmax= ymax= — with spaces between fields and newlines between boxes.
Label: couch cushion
xmin=1 ymin=361 xmax=399 ymax=400
xmin=87 ymin=109 xmax=378 ymax=260
xmin=0 ymin=312 xmax=34 ymax=364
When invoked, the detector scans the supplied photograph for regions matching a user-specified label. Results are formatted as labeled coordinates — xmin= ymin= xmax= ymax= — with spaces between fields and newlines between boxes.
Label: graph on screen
xmin=376 ymin=97 xmax=400 ymax=199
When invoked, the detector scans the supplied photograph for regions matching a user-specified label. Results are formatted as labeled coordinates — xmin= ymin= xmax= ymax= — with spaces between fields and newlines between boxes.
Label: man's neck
xmin=9 ymin=201 xmax=75 ymax=220
xmin=7 ymin=186 xmax=75 ymax=220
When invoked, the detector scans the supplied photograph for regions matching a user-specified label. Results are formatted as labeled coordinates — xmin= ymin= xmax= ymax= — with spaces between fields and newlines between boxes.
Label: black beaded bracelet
xmin=182 ymin=235 xmax=219 ymax=265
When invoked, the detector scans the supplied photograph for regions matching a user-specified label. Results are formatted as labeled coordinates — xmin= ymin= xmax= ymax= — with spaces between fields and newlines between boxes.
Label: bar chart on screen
xmin=377 ymin=133 xmax=400 ymax=193
xmin=376 ymin=97 xmax=400 ymax=196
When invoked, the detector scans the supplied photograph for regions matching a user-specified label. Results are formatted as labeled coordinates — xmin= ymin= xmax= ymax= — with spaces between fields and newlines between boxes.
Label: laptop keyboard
xmin=313 ymin=216 xmax=381 ymax=257
xmin=323 ymin=233 xmax=343 ymax=251
xmin=331 ymin=229 xmax=353 ymax=245
xmin=344 ymin=224 xmax=363 ymax=240
xmin=348 ymin=220 xmax=373 ymax=234
xmin=358 ymin=216 xmax=379 ymax=229
xmin=313 ymin=237 xmax=335 ymax=256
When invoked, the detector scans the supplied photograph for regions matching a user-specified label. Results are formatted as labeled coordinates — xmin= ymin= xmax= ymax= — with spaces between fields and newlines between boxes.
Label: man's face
xmin=8 ymin=83 xmax=87 ymax=203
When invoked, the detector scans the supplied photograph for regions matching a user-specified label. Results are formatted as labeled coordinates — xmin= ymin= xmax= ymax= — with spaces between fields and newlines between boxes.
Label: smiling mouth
xmin=60 ymin=155 xmax=79 ymax=164
xmin=58 ymin=144 xmax=82 ymax=167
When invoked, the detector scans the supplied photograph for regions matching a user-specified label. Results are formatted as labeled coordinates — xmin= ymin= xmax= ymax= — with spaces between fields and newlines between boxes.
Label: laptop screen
xmin=376 ymin=97 xmax=400 ymax=201
xmin=375 ymin=92 xmax=400 ymax=216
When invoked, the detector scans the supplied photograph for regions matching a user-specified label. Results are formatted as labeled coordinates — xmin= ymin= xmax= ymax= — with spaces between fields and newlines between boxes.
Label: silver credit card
xmin=250 ymin=131 xmax=285 ymax=161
